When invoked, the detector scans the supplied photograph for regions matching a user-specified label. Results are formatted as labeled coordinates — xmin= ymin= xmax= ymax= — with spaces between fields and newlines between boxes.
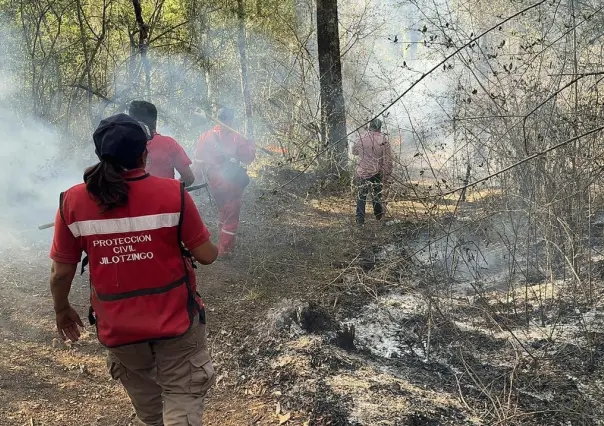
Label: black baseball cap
xmin=217 ymin=107 xmax=234 ymax=123
xmin=93 ymin=113 xmax=152 ymax=169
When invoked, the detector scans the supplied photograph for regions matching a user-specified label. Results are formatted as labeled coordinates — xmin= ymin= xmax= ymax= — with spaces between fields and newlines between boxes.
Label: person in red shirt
xmin=49 ymin=113 xmax=218 ymax=425
xmin=129 ymin=100 xmax=196 ymax=186
xmin=192 ymin=107 xmax=256 ymax=257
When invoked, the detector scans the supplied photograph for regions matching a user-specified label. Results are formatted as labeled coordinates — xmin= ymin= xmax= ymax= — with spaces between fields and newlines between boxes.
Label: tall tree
xmin=316 ymin=0 xmax=347 ymax=167
xmin=237 ymin=0 xmax=254 ymax=138
xmin=131 ymin=0 xmax=150 ymax=97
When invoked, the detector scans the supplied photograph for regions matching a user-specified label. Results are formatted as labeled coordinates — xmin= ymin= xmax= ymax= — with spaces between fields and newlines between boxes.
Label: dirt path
xmin=3 ymin=179 xmax=602 ymax=425
xmin=0 ymin=180 xmax=377 ymax=425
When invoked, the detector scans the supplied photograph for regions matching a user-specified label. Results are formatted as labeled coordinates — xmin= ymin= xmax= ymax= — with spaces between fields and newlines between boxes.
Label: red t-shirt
xmin=146 ymin=133 xmax=192 ymax=179
xmin=50 ymin=169 xmax=210 ymax=265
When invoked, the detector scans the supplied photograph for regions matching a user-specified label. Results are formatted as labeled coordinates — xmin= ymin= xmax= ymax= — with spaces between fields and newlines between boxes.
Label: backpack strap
xmin=212 ymin=129 xmax=236 ymax=165
xmin=59 ymin=192 xmax=66 ymax=224
xmin=177 ymin=182 xmax=204 ymax=323
xmin=177 ymin=182 xmax=196 ymax=267
xmin=177 ymin=182 xmax=185 ymax=242
xmin=60 ymin=192 xmax=89 ymax=275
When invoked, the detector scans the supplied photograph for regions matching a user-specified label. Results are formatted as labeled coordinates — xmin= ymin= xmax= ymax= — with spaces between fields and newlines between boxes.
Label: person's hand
xmin=55 ymin=305 xmax=84 ymax=342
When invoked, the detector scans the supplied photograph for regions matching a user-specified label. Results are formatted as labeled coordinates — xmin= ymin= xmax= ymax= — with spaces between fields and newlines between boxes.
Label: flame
xmin=266 ymin=144 xmax=288 ymax=155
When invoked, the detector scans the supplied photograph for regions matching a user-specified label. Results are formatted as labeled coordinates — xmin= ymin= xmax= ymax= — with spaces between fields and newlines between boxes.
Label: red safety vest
xmin=59 ymin=173 xmax=202 ymax=347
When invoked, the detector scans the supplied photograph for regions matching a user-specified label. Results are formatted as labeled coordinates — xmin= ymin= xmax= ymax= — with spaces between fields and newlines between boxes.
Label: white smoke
xmin=0 ymin=88 xmax=85 ymax=249
xmin=0 ymin=27 xmax=85 ymax=249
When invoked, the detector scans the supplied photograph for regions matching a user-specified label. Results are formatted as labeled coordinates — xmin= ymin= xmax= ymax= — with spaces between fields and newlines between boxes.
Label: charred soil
xmin=1 ymin=173 xmax=603 ymax=425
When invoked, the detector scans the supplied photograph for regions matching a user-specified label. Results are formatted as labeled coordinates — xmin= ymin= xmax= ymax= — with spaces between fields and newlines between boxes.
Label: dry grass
xmin=2 ymin=171 xmax=600 ymax=425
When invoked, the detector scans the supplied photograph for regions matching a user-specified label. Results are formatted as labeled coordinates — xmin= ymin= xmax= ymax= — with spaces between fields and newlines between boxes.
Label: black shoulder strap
xmin=177 ymin=182 xmax=197 ymax=269
xmin=177 ymin=182 xmax=185 ymax=242
xmin=59 ymin=192 xmax=66 ymax=224
xmin=177 ymin=182 xmax=203 ymax=322
xmin=60 ymin=191 xmax=89 ymax=275
xmin=212 ymin=130 xmax=230 ymax=164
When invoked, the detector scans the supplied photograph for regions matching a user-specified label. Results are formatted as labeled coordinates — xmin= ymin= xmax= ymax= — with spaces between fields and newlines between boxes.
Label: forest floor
xmin=2 ymin=167 xmax=604 ymax=425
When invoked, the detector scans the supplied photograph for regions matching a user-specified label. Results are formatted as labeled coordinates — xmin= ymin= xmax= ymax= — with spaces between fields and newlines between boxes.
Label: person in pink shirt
xmin=352 ymin=118 xmax=393 ymax=225
xmin=129 ymin=101 xmax=196 ymax=186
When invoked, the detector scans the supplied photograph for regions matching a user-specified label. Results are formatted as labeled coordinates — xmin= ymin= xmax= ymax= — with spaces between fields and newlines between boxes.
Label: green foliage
xmin=0 ymin=0 xmax=299 ymax=149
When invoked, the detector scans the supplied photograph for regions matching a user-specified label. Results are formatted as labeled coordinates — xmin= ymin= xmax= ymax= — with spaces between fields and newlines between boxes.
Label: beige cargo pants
xmin=107 ymin=320 xmax=214 ymax=426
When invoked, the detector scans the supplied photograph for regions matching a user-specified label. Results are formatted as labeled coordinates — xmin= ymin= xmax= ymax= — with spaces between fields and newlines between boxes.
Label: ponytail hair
xmin=84 ymin=160 xmax=129 ymax=212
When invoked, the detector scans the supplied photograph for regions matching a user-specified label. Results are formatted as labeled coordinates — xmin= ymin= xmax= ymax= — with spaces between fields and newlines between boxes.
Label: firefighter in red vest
xmin=49 ymin=113 xmax=218 ymax=426
xmin=192 ymin=107 xmax=256 ymax=258
xmin=129 ymin=100 xmax=196 ymax=186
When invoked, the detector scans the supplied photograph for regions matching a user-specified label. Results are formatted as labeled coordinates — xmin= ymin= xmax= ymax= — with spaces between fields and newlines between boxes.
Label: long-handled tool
xmin=193 ymin=109 xmax=276 ymax=156
xmin=194 ymin=109 xmax=244 ymax=137
xmin=38 ymin=183 xmax=208 ymax=230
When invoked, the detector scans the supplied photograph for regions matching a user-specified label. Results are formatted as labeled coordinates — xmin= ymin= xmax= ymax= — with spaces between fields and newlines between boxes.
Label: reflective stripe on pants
xmin=213 ymin=190 xmax=243 ymax=255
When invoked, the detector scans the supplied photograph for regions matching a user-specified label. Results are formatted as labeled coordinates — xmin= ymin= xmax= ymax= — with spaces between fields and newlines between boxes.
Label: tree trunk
xmin=256 ymin=0 xmax=262 ymax=17
xmin=316 ymin=0 xmax=347 ymax=168
xmin=75 ymin=0 xmax=93 ymax=124
xmin=459 ymin=163 xmax=471 ymax=202
xmin=236 ymin=0 xmax=254 ymax=138
xmin=295 ymin=0 xmax=317 ymax=56
xmin=201 ymin=22 xmax=213 ymax=113
xmin=131 ymin=0 xmax=150 ymax=97
xmin=187 ymin=0 xmax=213 ymax=112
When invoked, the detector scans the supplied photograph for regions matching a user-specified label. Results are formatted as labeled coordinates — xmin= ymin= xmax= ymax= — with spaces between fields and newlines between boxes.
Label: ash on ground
xmin=230 ymin=219 xmax=604 ymax=425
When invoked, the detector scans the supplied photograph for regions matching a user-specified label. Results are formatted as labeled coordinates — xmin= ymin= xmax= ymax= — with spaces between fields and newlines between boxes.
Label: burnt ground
xmin=0 ymin=168 xmax=388 ymax=426
xmin=2 ymin=169 xmax=604 ymax=425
